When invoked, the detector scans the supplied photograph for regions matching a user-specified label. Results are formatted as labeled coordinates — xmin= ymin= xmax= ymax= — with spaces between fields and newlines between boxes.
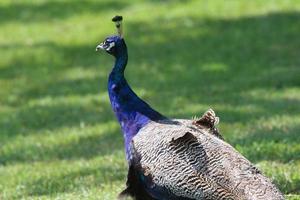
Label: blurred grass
xmin=0 ymin=0 xmax=300 ymax=199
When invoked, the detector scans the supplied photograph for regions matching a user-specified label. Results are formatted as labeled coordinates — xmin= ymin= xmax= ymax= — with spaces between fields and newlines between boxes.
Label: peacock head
xmin=96 ymin=16 xmax=126 ymax=57
xmin=96 ymin=35 xmax=124 ymax=56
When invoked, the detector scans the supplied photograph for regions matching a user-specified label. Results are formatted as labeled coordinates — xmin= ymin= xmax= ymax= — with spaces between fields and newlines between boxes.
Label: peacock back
xmin=130 ymin=118 xmax=284 ymax=200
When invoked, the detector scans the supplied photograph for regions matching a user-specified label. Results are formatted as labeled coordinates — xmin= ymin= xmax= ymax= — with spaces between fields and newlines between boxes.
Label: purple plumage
xmin=104 ymin=36 xmax=165 ymax=159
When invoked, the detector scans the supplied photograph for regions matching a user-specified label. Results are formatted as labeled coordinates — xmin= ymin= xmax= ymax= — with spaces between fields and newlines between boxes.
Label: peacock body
xmin=96 ymin=16 xmax=284 ymax=200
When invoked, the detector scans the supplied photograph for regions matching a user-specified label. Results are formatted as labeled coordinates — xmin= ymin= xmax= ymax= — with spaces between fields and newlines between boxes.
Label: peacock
xmin=96 ymin=16 xmax=284 ymax=200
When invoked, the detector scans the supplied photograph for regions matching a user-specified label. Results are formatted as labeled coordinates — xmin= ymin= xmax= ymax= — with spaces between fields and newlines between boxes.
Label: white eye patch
xmin=106 ymin=42 xmax=115 ymax=50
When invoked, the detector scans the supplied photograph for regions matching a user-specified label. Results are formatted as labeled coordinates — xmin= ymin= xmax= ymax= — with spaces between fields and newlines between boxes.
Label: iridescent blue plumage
xmin=105 ymin=36 xmax=165 ymax=159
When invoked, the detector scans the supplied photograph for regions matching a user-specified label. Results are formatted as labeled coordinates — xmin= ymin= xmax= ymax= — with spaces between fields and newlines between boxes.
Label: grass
xmin=0 ymin=0 xmax=300 ymax=199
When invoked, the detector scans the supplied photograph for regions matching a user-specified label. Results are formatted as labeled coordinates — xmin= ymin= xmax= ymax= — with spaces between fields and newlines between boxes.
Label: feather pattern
xmin=131 ymin=119 xmax=284 ymax=200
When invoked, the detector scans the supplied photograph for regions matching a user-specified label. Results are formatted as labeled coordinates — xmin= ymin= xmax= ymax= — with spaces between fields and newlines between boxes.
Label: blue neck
xmin=107 ymin=40 xmax=165 ymax=159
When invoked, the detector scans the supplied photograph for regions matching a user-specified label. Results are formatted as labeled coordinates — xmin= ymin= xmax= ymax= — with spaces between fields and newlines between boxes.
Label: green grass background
xmin=0 ymin=0 xmax=299 ymax=199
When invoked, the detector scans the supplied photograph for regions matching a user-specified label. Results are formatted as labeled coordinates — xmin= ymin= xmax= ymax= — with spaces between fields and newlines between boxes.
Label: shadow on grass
xmin=126 ymin=12 xmax=300 ymax=91
xmin=0 ymin=99 xmax=114 ymax=136
xmin=0 ymin=127 xmax=123 ymax=165
xmin=0 ymin=42 xmax=103 ymax=80
xmin=0 ymin=0 xmax=129 ymax=24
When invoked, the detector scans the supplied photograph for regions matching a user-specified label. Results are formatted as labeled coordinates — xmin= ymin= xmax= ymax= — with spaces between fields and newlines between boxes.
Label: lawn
xmin=0 ymin=0 xmax=299 ymax=199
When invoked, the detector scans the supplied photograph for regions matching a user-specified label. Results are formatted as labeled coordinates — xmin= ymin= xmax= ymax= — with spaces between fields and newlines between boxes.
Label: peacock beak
xmin=96 ymin=43 xmax=104 ymax=51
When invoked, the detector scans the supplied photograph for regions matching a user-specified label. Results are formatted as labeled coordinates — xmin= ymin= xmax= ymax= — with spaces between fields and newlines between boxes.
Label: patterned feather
xmin=128 ymin=117 xmax=284 ymax=200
